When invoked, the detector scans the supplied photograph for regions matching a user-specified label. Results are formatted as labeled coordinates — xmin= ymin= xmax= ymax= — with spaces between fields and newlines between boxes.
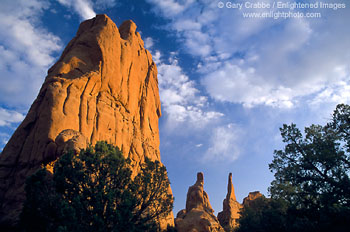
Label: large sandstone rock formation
xmin=0 ymin=14 xmax=173 ymax=228
xmin=175 ymin=172 xmax=225 ymax=232
xmin=217 ymin=173 xmax=242 ymax=230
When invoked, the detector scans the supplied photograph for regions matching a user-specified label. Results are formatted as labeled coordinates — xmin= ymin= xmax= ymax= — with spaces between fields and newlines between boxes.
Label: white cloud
xmin=0 ymin=18 xmax=61 ymax=67
xmin=182 ymin=30 xmax=212 ymax=57
xmin=310 ymin=79 xmax=350 ymax=106
xmin=146 ymin=0 xmax=194 ymax=17
xmin=148 ymin=0 xmax=350 ymax=109
xmin=146 ymin=0 xmax=350 ymax=165
xmin=0 ymin=108 xmax=25 ymax=127
xmin=56 ymin=0 xmax=119 ymax=20
xmin=0 ymin=0 xmax=62 ymax=107
xmin=152 ymin=50 xmax=162 ymax=64
xmin=144 ymin=37 xmax=154 ymax=50
xmin=173 ymin=19 xmax=202 ymax=32
xmin=94 ymin=0 xmax=117 ymax=9
xmin=155 ymin=52 xmax=224 ymax=128
xmin=204 ymin=123 xmax=242 ymax=162
xmin=57 ymin=0 xmax=96 ymax=20
xmin=202 ymin=61 xmax=295 ymax=108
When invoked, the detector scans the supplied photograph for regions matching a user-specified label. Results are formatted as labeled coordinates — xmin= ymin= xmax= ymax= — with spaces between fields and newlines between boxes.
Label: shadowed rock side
xmin=0 ymin=14 xmax=173 ymax=228
xmin=175 ymin=172 xmax=225 ymax=232
xmin=217 ymin=173 xmax=242 ymax=231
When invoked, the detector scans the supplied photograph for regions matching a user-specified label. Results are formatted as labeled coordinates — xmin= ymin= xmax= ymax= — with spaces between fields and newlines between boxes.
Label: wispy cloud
xmin=94 ymin=0 xmax=118 ymax=9
xmin=146 ymin=0 xmax=350 ymax=164
xmin=144 ymin=37 xmax=154 ymax=50
xmin=145 ymin=37 xmax=223 ymax=129
xmin=204 ymin=123 xmax=243 ymax=162
xmin=154 ymin=51 xmax=224 ymax=129
xmin=0 ymin=0 xmax=62 ymax=108
xmin=0 ymin=108 xmax=24 ymax=127
xmin=57 ymin=0 xmax=96 ymax=20
xmin=146 ymin=0 xmax=194 ymax=17
xmin=147 ymin=0 xmax=350 ymax=108
xmin=57 ymin=0 xmax=119 ymax=20
xmin=202 ymin=61 xmax=295 ymax=108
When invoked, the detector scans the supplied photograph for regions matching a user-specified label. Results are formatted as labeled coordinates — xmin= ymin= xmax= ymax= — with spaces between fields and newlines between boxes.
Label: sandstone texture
xmin=175 ymin=172 xmax=225 ymax=232
xmin=0 ymin=14 xmax=173 ymax=228
xmin=217 ymin=173 xmax=242 ymax=230
xmin=242 ymin=191 xmax=263 ymax=207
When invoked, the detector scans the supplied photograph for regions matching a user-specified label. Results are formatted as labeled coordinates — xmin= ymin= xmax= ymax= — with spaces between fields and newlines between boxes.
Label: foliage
xmin=20 ymin=141 xmax=173 ymax=232
xmin=237 ymin=196 xmax=289 ymax=232
xmin=237 ymin=104 xmax=350 ymax=232
xmin=237 ymin=195 xmax=350 ymax=232
xmin=131 ymin=157 xmax=174 ymax=229
xmin=270 ymin=104 xmax=350 ymax=208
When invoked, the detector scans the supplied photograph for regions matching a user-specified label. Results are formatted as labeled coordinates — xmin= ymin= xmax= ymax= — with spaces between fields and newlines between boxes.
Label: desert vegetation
xmin=237 ymin=104 xmax=350 ymax=232
xmin=20 ymin=142 xmax=174 ymax=232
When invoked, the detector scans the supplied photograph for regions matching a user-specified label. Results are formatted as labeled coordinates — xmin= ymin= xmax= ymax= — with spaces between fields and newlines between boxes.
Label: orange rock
xmin=242 ymin=191 xmax=263 ymax=207
xmin=175 ymin=172 xmax=225 ymax=232
xmin=217 ymin=173 xmax=243 ymax=230
xmin=0 ymin=14 xmax=173 ymax=228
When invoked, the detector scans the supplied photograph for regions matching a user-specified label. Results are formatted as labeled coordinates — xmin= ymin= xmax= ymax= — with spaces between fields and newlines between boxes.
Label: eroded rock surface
xmin=217 ymin=173 xmax=242 ymax=230
xmin=0 ymin=14 xmax=173 ymax=228
xmin=242 ymin=191 xmax=263 ymax=207
xmin=175 ymin=172 xmax=225 ymax=232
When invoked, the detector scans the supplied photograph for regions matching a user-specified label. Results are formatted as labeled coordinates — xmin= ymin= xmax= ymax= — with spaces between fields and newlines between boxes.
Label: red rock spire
xmin=0 ymin=14 xmax=173 ymax=228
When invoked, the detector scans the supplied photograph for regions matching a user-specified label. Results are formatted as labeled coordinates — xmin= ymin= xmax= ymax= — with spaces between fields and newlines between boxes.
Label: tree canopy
xmin=237 ymin=104 xmax=350 ymax=232
xmin=237 ymin=196 xmax=289 ymax=232
xmin=20 ymin=141 xmax=173 ymax=232
xmin=269 ymin=104 xmax=350 ymax=210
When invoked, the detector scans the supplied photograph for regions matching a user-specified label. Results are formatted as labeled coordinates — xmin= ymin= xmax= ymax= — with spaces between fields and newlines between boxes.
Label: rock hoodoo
xmin=217 ymin=173 xmax=242 ymax=230
xmin=0 ymin=14 xmax=173 ymax=228
xmin=175 ymin=172 xmax=225 ymax=232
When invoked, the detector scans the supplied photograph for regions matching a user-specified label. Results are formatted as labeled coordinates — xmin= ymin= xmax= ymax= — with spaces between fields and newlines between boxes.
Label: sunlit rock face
xmin=0 ymin=14 xmax=174 ymax=228
xmin=242 ymin=191 xmax=263 ymax=207
xmin=217 ymin=173 xmax=243 ymax=230
xmin=175 ymin=172 xmax=225 ymax=232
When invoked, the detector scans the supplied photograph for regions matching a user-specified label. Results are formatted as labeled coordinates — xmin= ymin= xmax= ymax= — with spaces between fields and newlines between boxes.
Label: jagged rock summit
xmin=0 ymin=14 xmax=173 ymax=228
xmin=217 ymin=173 xmax=242 ymax=230
xmin=175 ymin=172 xmax=225 ymax=232
xmin=242 ymin=191 xmax=263 ymax=207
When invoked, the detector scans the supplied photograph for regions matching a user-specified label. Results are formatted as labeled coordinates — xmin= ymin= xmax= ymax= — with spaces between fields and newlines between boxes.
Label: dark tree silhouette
xmin=238 ymin=104 xmax=350 ymax=232
xmin=20 ymin=141 xmax=173 ymax=232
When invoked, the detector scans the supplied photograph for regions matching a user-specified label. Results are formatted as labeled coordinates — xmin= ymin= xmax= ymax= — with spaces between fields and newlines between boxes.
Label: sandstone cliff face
xmin=217 ymin=173 xmax=242 ymax=230
xmin=0 ymin=14 xmax=173 ymax=227
xmin=175 ymin=172 xmax=225 ymax=232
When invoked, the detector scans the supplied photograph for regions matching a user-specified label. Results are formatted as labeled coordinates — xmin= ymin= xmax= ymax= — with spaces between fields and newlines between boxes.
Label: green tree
xmin=237 ymin=196 xmax=327 ymax=232
xmin=237 ymin=104 xmax=350 ymax=232
xmin=237 ymin=196 xmax=289 ymax=232
xmin=130 ymin=158 xmax=174 ymax=229
xmin=20 ymin=141 xmax=173 ymax=232
xmin=268 ymin=104 xmax=350 ymax=231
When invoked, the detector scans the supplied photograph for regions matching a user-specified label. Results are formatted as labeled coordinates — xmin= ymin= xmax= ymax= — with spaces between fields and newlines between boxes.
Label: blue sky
xmin=0 ymin=0 xmax=349 ymax=215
